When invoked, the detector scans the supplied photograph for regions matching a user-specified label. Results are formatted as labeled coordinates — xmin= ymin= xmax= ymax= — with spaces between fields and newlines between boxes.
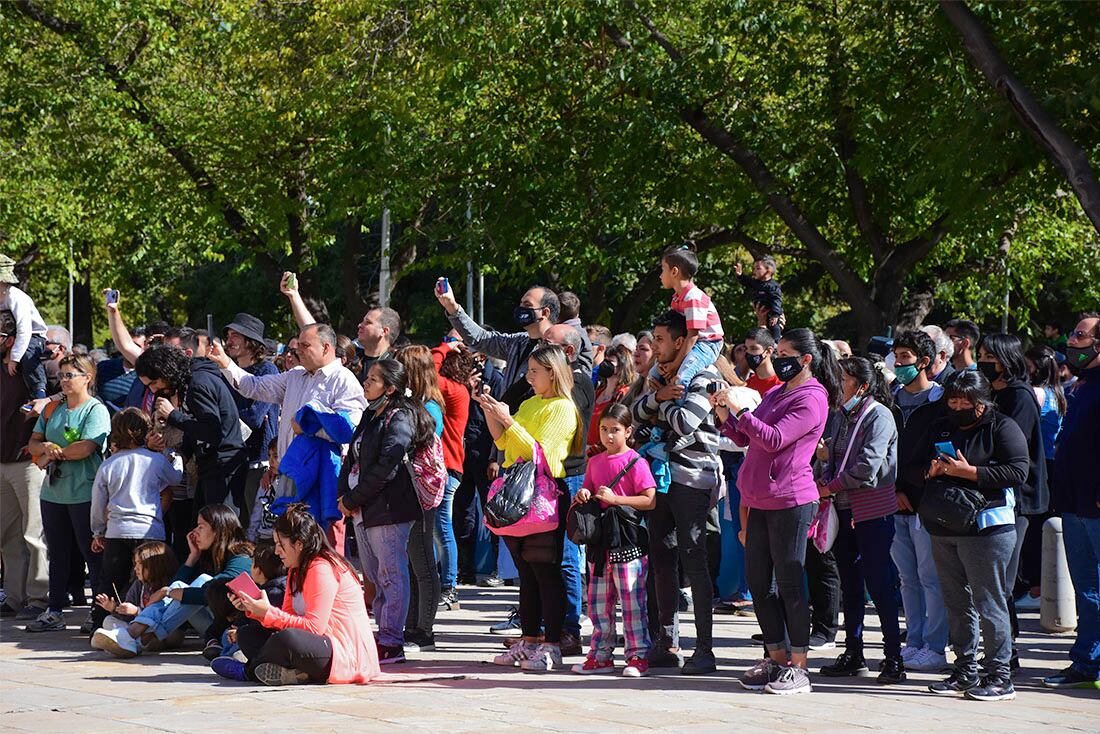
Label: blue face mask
xmin=842 ymin=389 xmax=865 ymax=413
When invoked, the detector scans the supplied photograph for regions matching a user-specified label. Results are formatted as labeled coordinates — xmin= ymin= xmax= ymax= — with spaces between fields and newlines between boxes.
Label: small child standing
xmin=571 ymin=404 xmax=657 ymax=678
xmin=652 ymin=245 xmax=725 ymax=395
xmin=91 ymin=541 xmax=180 ymax=652
xmin=247 ymin=438 xmax=291 ymax=547
xmin=90 ymin=408 xmax=184 ymax=630
xmin=0 ymin=254 xmax=49 ymax=398
xmin=735 ymin=257 xmax=784 ymax=341
xmin=208 ymin=546 xmax=287 ymax=665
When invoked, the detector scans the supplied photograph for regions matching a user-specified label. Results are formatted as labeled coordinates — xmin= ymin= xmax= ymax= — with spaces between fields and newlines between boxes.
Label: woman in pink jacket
xmin=212 ymin=503 xmax=381 ymax=685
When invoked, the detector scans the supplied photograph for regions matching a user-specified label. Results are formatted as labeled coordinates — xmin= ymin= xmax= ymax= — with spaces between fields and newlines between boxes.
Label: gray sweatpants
xmin=930 ymin=530 xmax=1016 ymax=682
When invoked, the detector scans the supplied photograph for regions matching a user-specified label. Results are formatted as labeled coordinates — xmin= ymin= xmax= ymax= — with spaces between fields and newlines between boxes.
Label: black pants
xmin=193 ymin=460 xmax=240 ymax=517
xmin=165 ymin=497 xmax=194 ymax=563
xmin=805 ymin=542 xmax=840 ymax=641
xmin=203 ymin=579 xmax=239 ymax=644
xmin=92 ymin=538 xmax=144 ymax=628
xmin=745 ymin=502 xmax=816 ymax=654
xmin=502 ymin=489 xmax=567 ymax=643
xmin=237 ymin=624 xmax=333 ymax=683
xmin=648 ymin=483 xmax=714 ymax=654
xmin=455 ymin=458 xmax=497 ymax=579
xmin=41 ymin=500 xmax=102 ymax=613
xmin=406 ymin=508 xmax=439 ymax=636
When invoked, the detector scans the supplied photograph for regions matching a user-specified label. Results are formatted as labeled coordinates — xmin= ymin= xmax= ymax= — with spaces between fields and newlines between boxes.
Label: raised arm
xmin=103 ymin=291 xmax=142 ymax=365
xmin=280 ymin=272 xmax=316 ymax=330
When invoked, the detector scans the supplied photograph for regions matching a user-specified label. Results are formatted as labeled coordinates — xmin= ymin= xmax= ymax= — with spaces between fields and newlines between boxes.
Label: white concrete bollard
xmin=1040 ymin=517 xmax=1077 ymax=633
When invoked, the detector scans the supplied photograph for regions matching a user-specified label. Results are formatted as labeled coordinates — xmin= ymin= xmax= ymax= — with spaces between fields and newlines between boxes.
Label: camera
xmin=705 ymin=382 xmax=722 ymax=394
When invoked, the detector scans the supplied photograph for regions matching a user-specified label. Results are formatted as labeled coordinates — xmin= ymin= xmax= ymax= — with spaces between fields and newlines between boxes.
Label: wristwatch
xmin=735 ymin=407 xmax=750 ymax=419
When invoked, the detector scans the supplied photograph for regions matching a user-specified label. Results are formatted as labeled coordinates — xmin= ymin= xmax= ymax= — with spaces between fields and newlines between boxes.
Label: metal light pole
xmin=379 ymin=125 xmax=392 ymax=308
xmin=67 ymin=240 xmax=74 ymax=338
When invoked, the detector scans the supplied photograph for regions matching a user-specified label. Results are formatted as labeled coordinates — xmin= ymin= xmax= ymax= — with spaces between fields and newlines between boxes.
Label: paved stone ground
xmin=1 ymin=586 xmax=1097 ymax=733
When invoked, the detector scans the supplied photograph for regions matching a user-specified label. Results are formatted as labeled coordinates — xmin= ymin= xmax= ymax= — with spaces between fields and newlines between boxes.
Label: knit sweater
xmin=173 ymin=553 xmax=253 ymax=607
xmin=495 ymin=395 xmax=578 ymax=478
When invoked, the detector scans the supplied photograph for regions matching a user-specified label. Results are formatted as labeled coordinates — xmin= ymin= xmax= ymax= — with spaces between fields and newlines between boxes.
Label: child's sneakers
xmin=91 ymin=626 xmax=140 ymax=658
xmin=623 ymin=656 xmax=649 ymax=678
xmin=211 ymin=656 xmax=249 ymax=681
xmin=493 ymin=639 xmax=538 ymax=667
xmin=520 ymin=643 xmax=563 ymax=672
xmin=572 ymin=656 xmax=615 ymax=675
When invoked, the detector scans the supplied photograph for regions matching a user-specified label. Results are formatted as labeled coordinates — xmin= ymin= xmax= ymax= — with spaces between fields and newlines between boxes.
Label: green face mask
xmin=893 ymin=364 xmax=920 ymax=387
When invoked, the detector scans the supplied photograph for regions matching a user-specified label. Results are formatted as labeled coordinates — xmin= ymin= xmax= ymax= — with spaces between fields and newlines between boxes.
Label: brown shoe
xmin=502 ymin=634 xmax=542 ymax=648
xmin=559 ymin=632 xmax=584 ymax=657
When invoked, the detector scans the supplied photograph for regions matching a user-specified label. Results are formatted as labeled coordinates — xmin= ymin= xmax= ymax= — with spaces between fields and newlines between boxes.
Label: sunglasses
xmin=1069 ymin=330 xmax=1098 ymax=341
xmin=59 ymin=371 xmax=87 ymax=380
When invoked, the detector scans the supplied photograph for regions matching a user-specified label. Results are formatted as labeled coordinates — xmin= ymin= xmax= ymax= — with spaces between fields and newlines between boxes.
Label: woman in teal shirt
xmin=25 ymin=354 xmax=111 ymax=633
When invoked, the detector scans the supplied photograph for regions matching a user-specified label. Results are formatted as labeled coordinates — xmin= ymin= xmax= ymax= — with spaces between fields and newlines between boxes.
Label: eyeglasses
xmin=59 ymin=371 xmax=87 ymax=380
xmin=1069 ymin=330 xmax=1098 ymax=341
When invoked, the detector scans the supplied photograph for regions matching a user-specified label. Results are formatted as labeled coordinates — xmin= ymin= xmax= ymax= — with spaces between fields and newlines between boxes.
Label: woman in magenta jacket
xmin=712 ymin=328 xmax=840 ymax=696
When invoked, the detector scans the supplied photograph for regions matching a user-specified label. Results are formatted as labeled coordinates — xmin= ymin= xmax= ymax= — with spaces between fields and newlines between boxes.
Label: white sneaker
xmin=900 ymin=645 xmax=923 ymax=662
xmin=91 ymin=627 xmax=140 ymax=658
xmin=492 ymin=639 xmax=537 ymax=667
xmin=520 ymin=643 xmax=563 ymax=672
xmin=907 ymin=648 xmax=948 ymax=672
xmin=1014 ymin=594 xmax=1041 ymax=611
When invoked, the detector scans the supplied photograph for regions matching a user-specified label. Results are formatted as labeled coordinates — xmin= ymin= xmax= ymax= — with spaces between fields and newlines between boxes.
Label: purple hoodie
xmin=723 ymin=377 xmax=829 ymax=511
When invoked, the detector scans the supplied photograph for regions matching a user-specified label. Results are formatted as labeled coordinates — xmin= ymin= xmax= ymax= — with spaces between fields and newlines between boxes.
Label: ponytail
xmin=840 ymin=356 xmax=894 ymax=410
xmin=779 ymin=328 xmax=841 ymax=408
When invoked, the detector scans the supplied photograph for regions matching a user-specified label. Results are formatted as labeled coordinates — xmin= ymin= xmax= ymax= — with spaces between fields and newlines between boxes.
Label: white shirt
xmin=0 ymin=286 xmax=48 ymax=362
xmin=220 ymin=358 xmax=367 ymax=459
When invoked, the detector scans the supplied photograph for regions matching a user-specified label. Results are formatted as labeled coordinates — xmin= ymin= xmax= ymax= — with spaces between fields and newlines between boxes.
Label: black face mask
xmin=597 ymin=360 xmax=617 ymax=379
xmin=977 ymin=361 xmax=1001 ymax=383
xmin=1066 ymin=342 xmax=1099 ymax=372
xmin=772 ymin=355 xmax=804 ymax=382
xmin=745 ymin=352 xmax=765 ymax=371
xmin=947 ymin=406 xmax=980 ymax=428
xmin=513 ymin=306 xmax=540 ymax=327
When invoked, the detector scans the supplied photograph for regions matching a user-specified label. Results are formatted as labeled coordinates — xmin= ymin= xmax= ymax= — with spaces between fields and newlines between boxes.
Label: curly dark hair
xmin=135 ymin=344 xmax=192 ymax=396
xmin=439 ymin=346 xmax=477 ymax=384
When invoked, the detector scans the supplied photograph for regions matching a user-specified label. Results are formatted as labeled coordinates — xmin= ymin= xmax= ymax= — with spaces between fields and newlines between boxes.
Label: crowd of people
xmin=0 ymin=249 xmax=1097 ymax=700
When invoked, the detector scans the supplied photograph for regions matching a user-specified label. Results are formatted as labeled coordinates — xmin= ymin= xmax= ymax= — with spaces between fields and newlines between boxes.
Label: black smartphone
xmin=207 ymin=314 xmax=214 ymax=339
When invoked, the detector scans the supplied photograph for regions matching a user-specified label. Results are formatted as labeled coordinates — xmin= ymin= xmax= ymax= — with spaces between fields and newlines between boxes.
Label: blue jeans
xmin=717 ymin=466 xmax=750 ymax=601
xmin=561 ymin=474 xmax=586 ymax=637
xmin=354 ymin=519 xmax=413 ymax=648
xmin=434 ymin=473 xmax=460 ymax=589
xmin=648 ymin=338 xmax=722 ymax=391
xmin=133 ymin=575 xmax=213 ymax=641
xmin=835 ymin=509 xmax=901 ymax=658
xmin=1062 ymin=513 xmax=1100 ymax=678
xmin=891 ymin=514 xmax=948 ymax=654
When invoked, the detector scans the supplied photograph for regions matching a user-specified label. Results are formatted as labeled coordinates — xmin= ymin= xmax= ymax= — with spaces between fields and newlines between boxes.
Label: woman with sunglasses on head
xmin=25 ymin=354 xmax=111 ymax=633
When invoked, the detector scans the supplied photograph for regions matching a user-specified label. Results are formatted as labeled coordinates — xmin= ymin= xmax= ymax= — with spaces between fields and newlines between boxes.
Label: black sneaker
xmin=928 ymin=671 xmax=981 ymax=696
xmin=677 ymin=589 xmax=692 ymax=612
xmin=1043 ymin=665 xmax=1100 ymax=689
xmin=751 ymin=633 xmax=765 ymax=642
xmin=681 ymin=651 xmax=717 ymax=676
xmin=965 ymin=678 xmax=1016 ymax=701
xmin=403 ymin=630 xmax=436 ymax=652
xmin=438 ymin=588 xmax=460 ymax=611
xmin=478 ymin=573 xmax=505 ymax=588
xmin=489 ymin=607 xmax=520 ymax=635
xmin=202 ymin=639 xmax=224 ymax=661
xmin=648 ymin=647 xmax=684 ymax=669
xmin=0 ymin=603 xmax=17 ymax=618
xmin=378 ymin=644 xmax=406 ymax=664
xmin=877 ymin=656 xmax=907 ymax=684
xmin=819 ymin=652 xmax=869 ymax=677
xmin=808 ymin=632 xmax=836 ymax=651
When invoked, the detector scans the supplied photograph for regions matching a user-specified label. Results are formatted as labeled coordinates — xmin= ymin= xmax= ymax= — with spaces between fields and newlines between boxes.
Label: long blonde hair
xmin=529 ymin=345 xmax=584 ymax=455
xmin=395 ymin=345 xmax=445 ymax=409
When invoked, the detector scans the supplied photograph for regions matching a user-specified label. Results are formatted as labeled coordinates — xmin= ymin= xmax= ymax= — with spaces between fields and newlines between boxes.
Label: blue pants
xmin=133 ymin=576 xmax=214 ymax=641
xmin=561 ymin=474 xmax=586 ymax=637
xmin=717 ymin=467 xmax=750 ymax=601
xmin=891 ymin=514 xmax=948 ymax=654
xmin=354 ymin=519 xmax=412 ymax=648
xmin=434 ymin=473 xmax=460 ymax=589
xmin=648 ymin=338 xmax=722 ymax=391
xmin=19 ymin=334 xmax=47 ymax=398
xmin=1062 ymin=513 xmax=1100 ymax=678
xmin=834 ymin=509 xmax=901 ymax=658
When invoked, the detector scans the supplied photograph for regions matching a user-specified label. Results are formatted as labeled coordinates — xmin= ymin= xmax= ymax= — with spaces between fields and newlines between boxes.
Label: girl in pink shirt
xmin=213 ymin=504 xmax=380 ymax=685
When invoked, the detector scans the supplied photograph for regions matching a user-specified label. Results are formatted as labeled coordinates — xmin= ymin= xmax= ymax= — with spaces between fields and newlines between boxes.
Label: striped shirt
xmin=631 ymin=368 xmax=722 ymax=492
xmin=670 ymin=285 xmax=724 ymax=342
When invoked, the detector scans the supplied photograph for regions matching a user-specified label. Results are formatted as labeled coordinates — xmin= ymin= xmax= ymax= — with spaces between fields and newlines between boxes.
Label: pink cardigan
xmin=257 ymin=558 xmax=380 ymax=684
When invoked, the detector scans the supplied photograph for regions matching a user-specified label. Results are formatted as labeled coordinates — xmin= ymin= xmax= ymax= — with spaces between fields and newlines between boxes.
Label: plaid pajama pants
xmin=587 ymin=556 xmax=650 ymax=661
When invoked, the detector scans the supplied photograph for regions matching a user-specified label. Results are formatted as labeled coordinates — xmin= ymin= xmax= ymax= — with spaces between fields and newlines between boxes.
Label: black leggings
xmin=745 ymin=502 xmax=816 ymax=654
xmin=92 ymin=538 xmax=144 ymax=628
xmin=204 ymin=579 xmax=240 ymax=644
xmin=237 ymin=624 xmax=333 ymax=683
xmin=406 ymin=508 xmax=440 ymax=636
xmin=503 ymin=490 xmax=567 ymax=643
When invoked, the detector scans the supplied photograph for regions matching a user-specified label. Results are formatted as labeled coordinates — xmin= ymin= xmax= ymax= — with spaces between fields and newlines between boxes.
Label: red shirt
xmin=746 ymin=372 xmax=782 ymax=398
xmin=432 ymin=345 xmax=470 ymax=474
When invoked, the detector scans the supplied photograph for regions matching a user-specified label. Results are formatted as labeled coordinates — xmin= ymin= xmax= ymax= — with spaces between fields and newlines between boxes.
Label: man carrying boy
xmin=735 ymin=256 xmax=784 ymax=342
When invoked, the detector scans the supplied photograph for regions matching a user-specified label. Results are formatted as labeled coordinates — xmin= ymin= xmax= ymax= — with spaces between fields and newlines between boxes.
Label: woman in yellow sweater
xmin=473 ymin=345 xmax=582 ymax=673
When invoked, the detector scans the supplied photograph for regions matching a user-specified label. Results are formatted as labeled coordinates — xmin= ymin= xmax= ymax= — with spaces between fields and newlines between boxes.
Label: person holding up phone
xmin=918 ymin=370 xmax=1029 ymax=702
xmin=210 ymin=504 xmax=380 ymax=686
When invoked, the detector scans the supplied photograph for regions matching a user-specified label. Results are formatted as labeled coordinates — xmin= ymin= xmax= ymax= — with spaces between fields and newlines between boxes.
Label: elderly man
xmin=208 ymin=321 xmax=366 ymax=549
xmin=920 ymin=325 xmax=956 ymax=385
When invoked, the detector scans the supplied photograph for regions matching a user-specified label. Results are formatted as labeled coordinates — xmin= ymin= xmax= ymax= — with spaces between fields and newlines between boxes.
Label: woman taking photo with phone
xmin=212 ymin=503 xmax=380 ymax=685
xmin=919 ymin=370 xmax=1029 ymax=702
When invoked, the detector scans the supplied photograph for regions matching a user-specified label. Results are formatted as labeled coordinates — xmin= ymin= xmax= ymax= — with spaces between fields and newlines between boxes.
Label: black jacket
xmin=992 ymin=380 xmax=1049 ymax=515
xmin=1052 ymin=364 xmax=1100 ymax=518
xmin=892 ymin=394 xmax=947 ymax=514
xmin=737 ymin=273 xmax=783 ymax=315
xmin=921 ymin=409 xmax=1029 ymax=537
xmin=338 ymin=405 xmax=422 ymax=528
xmin=167 ymin=358 xmax=245 ymax=474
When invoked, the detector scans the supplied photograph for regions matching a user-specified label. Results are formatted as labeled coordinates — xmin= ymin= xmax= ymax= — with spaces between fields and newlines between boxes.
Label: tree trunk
xmin=339 ymin=217 xmax=366 ymax=333
xmin=939 ymin=0 xmax=1100 ymax=234
xmin=71 ymin=244 xmax=93 ymax=348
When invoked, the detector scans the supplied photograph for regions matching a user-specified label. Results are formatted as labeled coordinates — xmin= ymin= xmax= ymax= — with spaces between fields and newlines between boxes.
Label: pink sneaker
xmin=571 ymin=656 xmax=615 ymax=675
xmin=623 ymin=656 xmax=649 ymax=678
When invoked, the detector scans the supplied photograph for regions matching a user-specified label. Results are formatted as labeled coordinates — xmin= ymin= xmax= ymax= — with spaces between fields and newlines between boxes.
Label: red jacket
xmin=432 ymin=345 xmax=471 ymax=474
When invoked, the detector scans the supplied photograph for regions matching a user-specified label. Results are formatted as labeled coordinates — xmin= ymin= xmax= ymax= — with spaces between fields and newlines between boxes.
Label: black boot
xmin=819 ymin=652 xmax=869 ymax=677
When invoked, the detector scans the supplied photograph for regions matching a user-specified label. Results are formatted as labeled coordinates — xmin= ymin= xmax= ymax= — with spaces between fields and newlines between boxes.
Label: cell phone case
xmin=226 ymin=571 xmax=262 ymax=600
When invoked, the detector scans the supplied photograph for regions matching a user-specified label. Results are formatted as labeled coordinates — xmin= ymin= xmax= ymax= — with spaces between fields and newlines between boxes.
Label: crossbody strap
xmin=838 ymin=401 xmax=876 ymax=474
